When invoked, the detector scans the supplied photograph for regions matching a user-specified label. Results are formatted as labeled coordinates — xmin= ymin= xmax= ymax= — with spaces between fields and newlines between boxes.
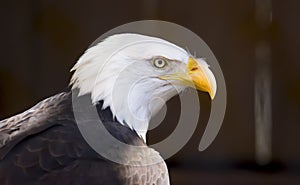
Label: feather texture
xmin=0 ymin=92 xmax=170 ymax=185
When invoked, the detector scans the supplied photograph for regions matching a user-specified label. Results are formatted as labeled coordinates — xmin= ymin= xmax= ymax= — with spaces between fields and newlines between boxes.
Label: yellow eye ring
xmin=153 ymin=58 xmax=167 ymax=68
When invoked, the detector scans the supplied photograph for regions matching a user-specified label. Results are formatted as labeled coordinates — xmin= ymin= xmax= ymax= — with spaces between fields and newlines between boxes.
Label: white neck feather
xmin=70 ymin=33 xmax=188 ymax=142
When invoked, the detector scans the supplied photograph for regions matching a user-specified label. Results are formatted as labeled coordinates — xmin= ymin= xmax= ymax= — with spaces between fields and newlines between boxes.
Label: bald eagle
xmin=0 ymin=34 xmax=216 ymax=185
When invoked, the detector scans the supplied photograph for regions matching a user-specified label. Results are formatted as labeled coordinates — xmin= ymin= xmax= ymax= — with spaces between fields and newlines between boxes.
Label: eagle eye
xmin=153 ymin=57 xmax=167 ymax=68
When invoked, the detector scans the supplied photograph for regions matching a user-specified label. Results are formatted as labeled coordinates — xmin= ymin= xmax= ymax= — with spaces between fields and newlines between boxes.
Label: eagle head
xmin=70 ymin=33 xmax=216 ymax=141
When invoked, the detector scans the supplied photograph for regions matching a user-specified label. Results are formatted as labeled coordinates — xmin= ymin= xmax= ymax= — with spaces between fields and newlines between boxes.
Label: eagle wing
xmin=0 ymin=92 xmax=70 ymax=160
xmin=0 ymin=92 xmax=170 ymax=185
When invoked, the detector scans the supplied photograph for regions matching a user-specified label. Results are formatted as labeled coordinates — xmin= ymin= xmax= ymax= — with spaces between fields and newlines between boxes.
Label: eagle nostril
xmin=191 ymin=67 xmax=198 ymax=71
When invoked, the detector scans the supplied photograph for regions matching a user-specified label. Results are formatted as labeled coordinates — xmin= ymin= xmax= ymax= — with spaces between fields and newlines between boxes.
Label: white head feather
xmin=70 ymin=33 xmax=197 ymax=141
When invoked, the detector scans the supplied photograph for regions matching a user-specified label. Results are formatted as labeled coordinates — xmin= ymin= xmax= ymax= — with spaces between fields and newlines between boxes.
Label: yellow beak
xmin=159 ymin=57 xmax=217 ymax=99
xmin=187 ymin=57 xmax=216 ymax=99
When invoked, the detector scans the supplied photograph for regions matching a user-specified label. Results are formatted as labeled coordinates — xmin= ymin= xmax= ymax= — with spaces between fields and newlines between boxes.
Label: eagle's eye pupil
xmin=153 ymin=58 xmax=167 ymax=68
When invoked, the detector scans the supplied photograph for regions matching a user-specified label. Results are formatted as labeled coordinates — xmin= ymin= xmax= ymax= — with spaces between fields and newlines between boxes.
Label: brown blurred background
xmin=0 ymin=0 xmax=300 ymax=184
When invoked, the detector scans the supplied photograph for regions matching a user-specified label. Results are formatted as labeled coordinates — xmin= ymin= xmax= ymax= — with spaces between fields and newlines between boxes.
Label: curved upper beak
xmin=187 ymin=57 xmax=217 ymax=99
xmin=158 ymin=57 xmax=217 ymax=99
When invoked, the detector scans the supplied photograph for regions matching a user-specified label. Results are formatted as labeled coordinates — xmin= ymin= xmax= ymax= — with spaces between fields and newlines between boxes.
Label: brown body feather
xmin=0 ymin=92 xmax=169 ymax=185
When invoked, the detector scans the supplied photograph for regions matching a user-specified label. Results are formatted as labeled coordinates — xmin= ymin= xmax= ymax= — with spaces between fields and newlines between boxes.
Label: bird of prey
xmin=0 ymin=33 xmax=216 ymax=185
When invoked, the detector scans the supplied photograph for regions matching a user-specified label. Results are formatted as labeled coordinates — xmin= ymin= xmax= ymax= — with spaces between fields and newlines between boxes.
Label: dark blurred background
xmin=0 ymin=0 xmax=299 ymax=184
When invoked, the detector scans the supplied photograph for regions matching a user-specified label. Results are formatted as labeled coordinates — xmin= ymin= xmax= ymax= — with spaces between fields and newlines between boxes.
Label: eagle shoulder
xmin=0 ymin=92 xmax=170 ymax=185
xmin=0 ymin=92 xmax=70 ymax=159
